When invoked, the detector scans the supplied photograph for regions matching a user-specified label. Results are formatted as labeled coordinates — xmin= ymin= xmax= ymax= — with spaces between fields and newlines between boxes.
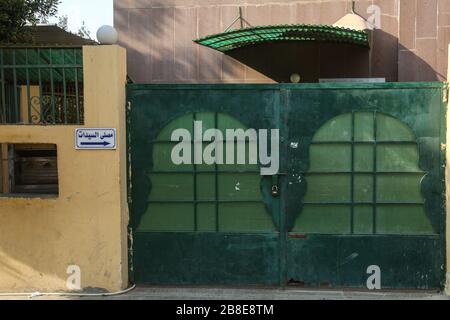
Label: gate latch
xmin=271 ymin=185 xmax=280 ymax=198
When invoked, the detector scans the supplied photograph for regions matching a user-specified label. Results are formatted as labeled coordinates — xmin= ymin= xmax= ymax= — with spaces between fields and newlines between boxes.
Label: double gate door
xmin=127 ymin=83 xmax=446 ymax=289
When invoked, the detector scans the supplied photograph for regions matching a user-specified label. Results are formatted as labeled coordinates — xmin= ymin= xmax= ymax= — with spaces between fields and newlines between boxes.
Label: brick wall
xmin=114 ymin=0 xmax=450 ymax=83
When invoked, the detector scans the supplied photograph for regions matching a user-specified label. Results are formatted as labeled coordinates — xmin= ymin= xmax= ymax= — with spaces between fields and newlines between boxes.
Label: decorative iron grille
xmin=0 ymin=47 xmax=84 ymax=125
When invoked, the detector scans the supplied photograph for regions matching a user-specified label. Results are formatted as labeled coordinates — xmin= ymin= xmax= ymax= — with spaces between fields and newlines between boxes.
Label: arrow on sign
xmin=80 ymin=141 xmax=111 ymax=146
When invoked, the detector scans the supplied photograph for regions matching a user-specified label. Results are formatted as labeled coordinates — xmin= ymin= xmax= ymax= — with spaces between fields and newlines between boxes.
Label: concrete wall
xmin=0 ymin=45 xmax=128 ymax=293
xmin=114 ymin=0 xmax=450 ymax=83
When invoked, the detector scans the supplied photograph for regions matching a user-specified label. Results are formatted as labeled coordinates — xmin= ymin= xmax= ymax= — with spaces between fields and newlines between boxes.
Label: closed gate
xmin=127 ymin=83 xmax=446 ymax=289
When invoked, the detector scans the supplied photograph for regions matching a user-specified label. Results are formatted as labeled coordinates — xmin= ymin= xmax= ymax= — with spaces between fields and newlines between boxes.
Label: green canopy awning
xmin=194 ymin=24 xmax=369 ymax=53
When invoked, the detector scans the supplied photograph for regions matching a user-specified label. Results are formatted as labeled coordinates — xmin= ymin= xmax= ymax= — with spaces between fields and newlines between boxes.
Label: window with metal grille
xmin=293 ymin=111 xmax=434 ymax=235
xmin=0 ymin=144 xmax=58 ymax=196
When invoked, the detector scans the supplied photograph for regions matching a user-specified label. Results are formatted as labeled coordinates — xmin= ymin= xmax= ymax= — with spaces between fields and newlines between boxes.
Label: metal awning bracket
xmin=224 ymin=7 xmax=253 ymax=32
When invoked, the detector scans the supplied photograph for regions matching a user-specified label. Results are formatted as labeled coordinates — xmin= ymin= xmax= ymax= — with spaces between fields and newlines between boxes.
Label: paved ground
xmin=0 ymin=286 xmax=449 ymax=300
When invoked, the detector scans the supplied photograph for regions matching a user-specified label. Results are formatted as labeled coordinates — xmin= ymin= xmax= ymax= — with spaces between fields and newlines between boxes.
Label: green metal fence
xmin=0 ymin=47 xmax=84 ymax=125
xmin=127 ymin=83 xmax=446 ymax=289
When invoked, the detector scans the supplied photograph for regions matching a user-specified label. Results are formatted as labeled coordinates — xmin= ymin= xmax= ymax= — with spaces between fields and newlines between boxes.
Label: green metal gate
xmin=127 ymin=82 xmax=446 ymax=290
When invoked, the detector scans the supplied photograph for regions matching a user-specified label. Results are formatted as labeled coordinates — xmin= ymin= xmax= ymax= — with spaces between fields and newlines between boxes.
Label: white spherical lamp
xmin=290 ymin=73 xmax=301 ymax=83
xmin=97 ymin=25 xmax=118 ymax=45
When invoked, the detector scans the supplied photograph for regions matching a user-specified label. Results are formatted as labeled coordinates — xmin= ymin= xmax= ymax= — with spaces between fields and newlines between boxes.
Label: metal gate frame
xmin=126 ymin=82 xmax=447 ymax=290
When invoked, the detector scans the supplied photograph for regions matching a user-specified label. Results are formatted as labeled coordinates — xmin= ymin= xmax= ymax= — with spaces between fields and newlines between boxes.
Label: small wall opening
xmin=0 ymin=143 xmax=59 ymax=197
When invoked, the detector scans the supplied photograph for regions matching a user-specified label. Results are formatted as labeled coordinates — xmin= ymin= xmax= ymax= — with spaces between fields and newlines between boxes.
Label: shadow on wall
xmin=227 ymin=29 xmax=441 ymax=83
xmin=0 ymin=205 xmax=70 ymax=291
xmin=115 ymin=0 xmax=226 ymax=83
xmin=114 ymin=2 xmax=443 ymax=83
xmin=228 ymin=42 xmax=370 ymax=83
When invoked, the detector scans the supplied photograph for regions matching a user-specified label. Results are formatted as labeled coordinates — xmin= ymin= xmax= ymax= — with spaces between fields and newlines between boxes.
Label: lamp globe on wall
xmin=97 ymin=25 xmax=118 ymax=45
xmin=290 ymin=73 xmax=301 ymax=83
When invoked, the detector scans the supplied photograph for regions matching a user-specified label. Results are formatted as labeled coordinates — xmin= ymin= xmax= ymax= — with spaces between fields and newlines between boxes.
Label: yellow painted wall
xmin=0 ymin=45 xmax=128 ymax=293
xmin=20 ymin=86 xmax=40 ymax=124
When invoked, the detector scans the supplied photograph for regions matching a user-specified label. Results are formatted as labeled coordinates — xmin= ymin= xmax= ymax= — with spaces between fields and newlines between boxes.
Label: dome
xmin=333 ymin=13 xmax=368 ymax=31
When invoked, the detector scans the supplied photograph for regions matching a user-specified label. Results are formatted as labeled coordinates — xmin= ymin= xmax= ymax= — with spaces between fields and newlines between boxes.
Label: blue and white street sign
xmin=75 ymin=128 xmax=117 ymax=150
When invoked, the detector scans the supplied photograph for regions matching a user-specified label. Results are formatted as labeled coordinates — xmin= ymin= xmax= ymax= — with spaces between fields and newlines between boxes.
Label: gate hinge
xmin=127 ymin=101 xmax=132 ymax=110
xmin=444 ymin=88 xmax=449 ymax=104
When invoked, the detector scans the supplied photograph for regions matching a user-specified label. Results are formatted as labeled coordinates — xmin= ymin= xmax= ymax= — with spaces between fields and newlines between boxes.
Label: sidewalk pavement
xmin=1 ymin=286 xmax=449 ymax=300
